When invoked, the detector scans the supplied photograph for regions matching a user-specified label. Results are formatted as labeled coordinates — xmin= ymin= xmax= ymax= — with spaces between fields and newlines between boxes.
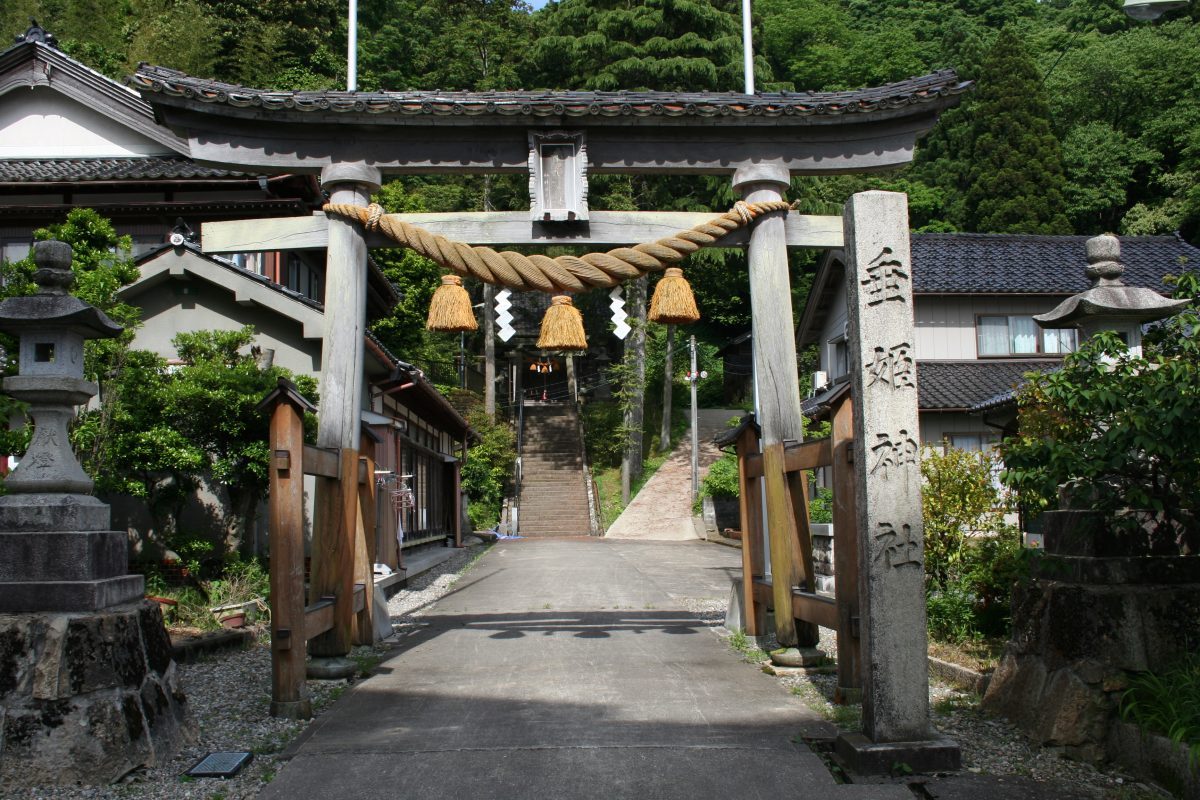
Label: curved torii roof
xmin=127 ymin=64 xmax=970 ymax=176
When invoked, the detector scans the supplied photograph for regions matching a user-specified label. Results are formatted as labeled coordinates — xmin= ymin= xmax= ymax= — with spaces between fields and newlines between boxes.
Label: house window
xmin=284 ymin=253 xmax=322 ymax=302
xmin=829 ymin=337 xmax=849 ymax=378
xmin=948 ymin=433 xmax=999 ymax=452
xmin=977 ymin=316 xmax=1076 ymax=356
xmin=1 ymin=237 xmax=32 ymax=265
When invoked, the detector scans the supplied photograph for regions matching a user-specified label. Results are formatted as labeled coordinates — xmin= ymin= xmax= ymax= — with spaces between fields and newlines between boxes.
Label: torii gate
xmin=131 ymin=64 xmax=965 ymax=772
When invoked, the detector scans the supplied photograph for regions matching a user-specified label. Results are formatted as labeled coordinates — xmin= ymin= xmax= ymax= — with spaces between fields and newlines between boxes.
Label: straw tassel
xmin=537 ymin=294 xmax=588 ymax=351
xmin=648 ymin=267 xmax=700 ymax=325
xmin=426 ymin=274 xmax=477 ymax=332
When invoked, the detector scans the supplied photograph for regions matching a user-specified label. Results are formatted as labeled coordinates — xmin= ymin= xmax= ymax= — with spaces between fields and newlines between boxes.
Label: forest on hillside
xmin=4 ymin=0 xmax=1198 ymax=365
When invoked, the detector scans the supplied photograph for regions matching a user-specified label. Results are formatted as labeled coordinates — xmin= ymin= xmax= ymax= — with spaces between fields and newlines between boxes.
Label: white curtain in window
xmin=1010 ymin=316 xmax=1039 ymax=354
xmin=1042 ymin=327 xmax=1077 ymax=354
xmin=978 ymin=316 xmax=1009 ymax=355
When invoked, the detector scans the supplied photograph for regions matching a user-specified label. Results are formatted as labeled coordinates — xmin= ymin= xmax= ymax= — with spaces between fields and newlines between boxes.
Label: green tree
xmin=961 ymin=29 xmax=1072 ymax=234
xmin=75 ymin=327 xmax=318 ymax=560
xmin=452 ymin=391 xmax=516 ymax=529
xmin=528 ymin=0 xmax=753 ymax=91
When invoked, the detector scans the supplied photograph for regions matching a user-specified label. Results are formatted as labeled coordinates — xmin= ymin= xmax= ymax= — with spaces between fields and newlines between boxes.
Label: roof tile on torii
xmin=127 ymin=64 xmax=970 ymax=175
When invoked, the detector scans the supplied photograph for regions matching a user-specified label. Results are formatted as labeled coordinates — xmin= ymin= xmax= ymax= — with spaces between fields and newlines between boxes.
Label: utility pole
xmin=659 ymin=324 xmax=674 ymax=453
xmin=482 ymin=175 xmax=496 ymax=419
xmin=689 ymin=334 xmax=701 ymax=502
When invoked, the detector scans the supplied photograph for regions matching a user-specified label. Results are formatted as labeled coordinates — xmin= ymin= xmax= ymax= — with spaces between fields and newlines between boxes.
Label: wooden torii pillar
xmin=307 ymin=162 xmax=380 ymax=677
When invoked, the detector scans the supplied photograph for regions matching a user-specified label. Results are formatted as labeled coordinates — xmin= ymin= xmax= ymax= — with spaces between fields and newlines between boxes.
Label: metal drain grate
xmin=185 ymin=751 xmax=253 ymax=779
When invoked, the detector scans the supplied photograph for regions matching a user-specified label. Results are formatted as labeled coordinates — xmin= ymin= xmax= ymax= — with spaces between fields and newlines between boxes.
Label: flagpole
xmin=347 ymin=0 xmax=358 ymax=91
xmin=741 ymin=0 xmax=754 ymax=94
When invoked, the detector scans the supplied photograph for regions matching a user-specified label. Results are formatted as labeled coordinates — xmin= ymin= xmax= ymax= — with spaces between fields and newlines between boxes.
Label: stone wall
xmin=0 ymin=600 xmax=193 ymax=786
xmin=982 ymin=515 xmax=1200 ymax=762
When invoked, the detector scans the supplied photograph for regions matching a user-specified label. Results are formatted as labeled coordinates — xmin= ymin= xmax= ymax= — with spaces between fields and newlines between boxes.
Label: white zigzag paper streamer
xmin=495 ymin=288 xmax=515 ymax=342
xmin=609 ymin=286 xmax=630 ymax=340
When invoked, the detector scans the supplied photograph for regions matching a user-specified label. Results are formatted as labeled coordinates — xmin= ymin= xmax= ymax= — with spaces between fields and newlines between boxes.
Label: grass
xmin=928 ymin=637 xmax=1006 ymax=673
xmin=789 ymin=683 xmax=861 ymax=729
xmin=1119 ymin=652 xmax=1200 ymax=766
xmin=351 ymin=651 xmax=384 ymax=677
xmin=723 ymin=627 xmax=769 ymax=664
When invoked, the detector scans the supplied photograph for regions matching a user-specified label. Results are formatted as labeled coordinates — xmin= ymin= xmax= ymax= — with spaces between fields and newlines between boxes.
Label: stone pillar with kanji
xmin=833 ymin=192 xmax=960 ymax=774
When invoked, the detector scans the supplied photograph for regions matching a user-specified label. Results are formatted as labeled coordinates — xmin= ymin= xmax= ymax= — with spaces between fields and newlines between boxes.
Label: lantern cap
xmin=0 ymin=241 xmax=123 ymax=339
xmin=1034 ymin=233 xmax=1190 ymax=328
xmin=1123 ymin=0 xmax=1189 ymax=20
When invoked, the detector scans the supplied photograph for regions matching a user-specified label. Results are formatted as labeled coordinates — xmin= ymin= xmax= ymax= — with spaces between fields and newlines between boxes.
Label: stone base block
xmin=0 ymin=574 xmax=144 ymax=613
xmin=0 ymin=530 xmax=130 ymax=582
xmin=770 ymin=646 xmax=826 ymax=667
xmin=0 ymin=601 xmax=193 ymax=786
xmin=0 ymin=493 xmax=111 ymax=532
xmin=834 ymin=732 xmax=961 ymax=775
xmin=307 ymin=656 xmax=357 ymax=680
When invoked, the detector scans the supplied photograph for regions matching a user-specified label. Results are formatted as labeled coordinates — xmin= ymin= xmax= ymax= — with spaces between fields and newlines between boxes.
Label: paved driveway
xmin=261 ymin=539 xmax=908 ymax=799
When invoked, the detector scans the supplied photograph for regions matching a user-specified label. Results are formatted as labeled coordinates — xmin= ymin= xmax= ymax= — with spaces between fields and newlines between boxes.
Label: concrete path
xmin=604 ymin=408 xmax=743 ymax=540
xmin=263 ymin=539 xmax=908 ymax=800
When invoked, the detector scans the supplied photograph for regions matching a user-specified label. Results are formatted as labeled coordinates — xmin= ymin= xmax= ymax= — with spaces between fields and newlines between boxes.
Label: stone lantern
xmin=0 ymin=241 xmax=188 ymax=787
xmin=1033 ymin=233 xmax=1190 ymax=356
xmin=0 ymin=240 xmax=144 ymax=611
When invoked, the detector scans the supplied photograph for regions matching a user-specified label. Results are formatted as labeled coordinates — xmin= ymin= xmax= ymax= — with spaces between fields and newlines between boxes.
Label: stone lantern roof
xmin=0 ymin=241 xmax=123 ymax=338
xmin=1033 ymin=233 xmax=1191 ymax=329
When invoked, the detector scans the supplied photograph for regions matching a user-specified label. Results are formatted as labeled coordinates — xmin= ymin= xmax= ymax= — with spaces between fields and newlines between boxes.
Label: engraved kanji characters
xmin=869 ymin=429 xmax=918 ymax=480
xmin=860 ymin=247 xmax=909 ymax=306
xmin=866 ymin=342 xmax=914 ymax=390
xmin=873 ymin=522 xmax=921 ymax=569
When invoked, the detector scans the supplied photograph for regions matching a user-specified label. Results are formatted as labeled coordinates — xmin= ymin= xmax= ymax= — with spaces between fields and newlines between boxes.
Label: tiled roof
xmin=135 ymin=241 xmax=324 ymax=312
xmin=910 ymin=233 xmax=1200 ymax=294
xmin=0 ymin=158 xmax=245 ymax=182
xmin=135 ymin=241 xmax=397 ymax=317
xmin=916 ymin=360 xmax=1059 ymax=411
xmin=128 ymin=65 xmax=970 ymax=120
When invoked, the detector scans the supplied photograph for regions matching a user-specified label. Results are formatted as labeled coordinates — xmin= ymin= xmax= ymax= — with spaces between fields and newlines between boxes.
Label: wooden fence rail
xmin=259 ymin=379 xmax=378 ymax=719
xmin=735 ymin=392 xmax=862 ymax=703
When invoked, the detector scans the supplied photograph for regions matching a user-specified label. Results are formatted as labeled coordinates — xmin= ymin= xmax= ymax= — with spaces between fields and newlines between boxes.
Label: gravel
xmin=713 ymin=622 xmax=1169 ymax=800
xmin=5 ymin=541 xmax=489 ymax=800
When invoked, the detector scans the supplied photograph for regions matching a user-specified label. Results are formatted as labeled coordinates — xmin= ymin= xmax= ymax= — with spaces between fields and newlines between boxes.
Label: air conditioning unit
xmin=811 ymin=371 xmax=829 ymax=394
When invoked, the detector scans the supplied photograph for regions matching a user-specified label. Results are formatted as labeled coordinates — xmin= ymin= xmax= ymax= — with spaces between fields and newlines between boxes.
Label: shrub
xmin=809 ymin=485 xmax=833 ymax=524
xmin=926 ymin=580 xmax=978 ymax=644
xmin=460 ymin=404 xmax=516 ymax=531
xmin=205 ymin=557 xmax=270 ymax=607
xmin=699 ymin=451 xmax=740 ymax=500
xmin=922 ymin=447 xmax=1011 ymax=591
xmin=921 ymin=446 xmax=1021 ymax=642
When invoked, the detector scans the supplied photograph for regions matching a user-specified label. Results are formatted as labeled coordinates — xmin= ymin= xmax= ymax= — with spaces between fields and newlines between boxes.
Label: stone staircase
xmin=518 ymin=403 xmax=592 ymax=536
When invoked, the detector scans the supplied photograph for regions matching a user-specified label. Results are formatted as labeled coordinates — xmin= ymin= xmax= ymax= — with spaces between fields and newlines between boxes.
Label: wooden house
xmin=0 ymin=23 xmax=470 ymax=566
xmin=797 ymin=232 xmax=1200 ymax=447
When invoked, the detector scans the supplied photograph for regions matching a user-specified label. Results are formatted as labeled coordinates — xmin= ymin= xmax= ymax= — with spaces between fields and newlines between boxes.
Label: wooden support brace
xmin=762 ymin=442 xmax=799 ymax=647
xmin=787 ymin=467 xmax=820 ymax=648
xmin=266 ymin=397 xmax=311 ymax=719
xmin=352 ymin=446 xmax=378 ymax=646
xmin=830 ymin=395 xmax=862 ymax=702
xmin=308 ymin=448 xmax=360 ymax=658
xmin=735 ymin=423 xmax=765 ymax=637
